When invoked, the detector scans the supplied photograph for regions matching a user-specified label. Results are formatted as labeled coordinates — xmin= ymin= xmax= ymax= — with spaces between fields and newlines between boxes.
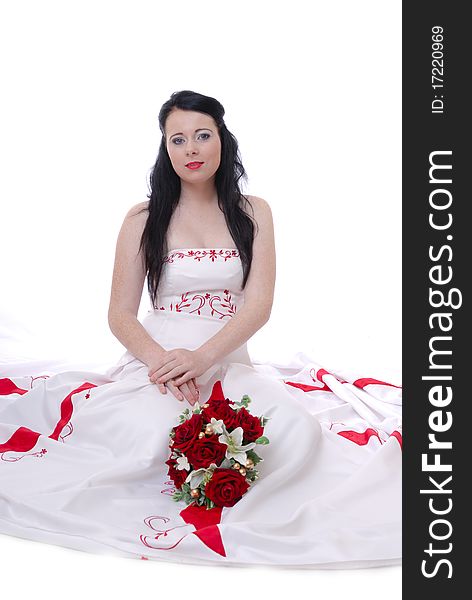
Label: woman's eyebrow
xmin=169 ymin=128 xmax=213 ymax=137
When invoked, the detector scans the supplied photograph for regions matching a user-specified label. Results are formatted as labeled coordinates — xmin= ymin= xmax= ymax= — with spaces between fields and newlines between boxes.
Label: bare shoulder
xmin=245 ymin=195 xmax=273 ymax=234
xmin=120 ymin=201 xmax=149 ymax=240
xmin=125 ymin=200 xmax=149 ymax=220
xmin=114 ymin=201 xmax=149 ymax=258
xmin=245 ymin=194 xmax=272 ymax=214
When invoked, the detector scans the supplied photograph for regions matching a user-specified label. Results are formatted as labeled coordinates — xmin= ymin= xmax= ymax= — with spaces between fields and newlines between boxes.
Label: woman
xmin=0 ymin=90 xmax=402 ymax=569
xmin=108 ymin=90 xmax=276 ymax=409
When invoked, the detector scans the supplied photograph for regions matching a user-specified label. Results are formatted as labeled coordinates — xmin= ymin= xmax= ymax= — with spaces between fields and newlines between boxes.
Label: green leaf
xmin=255 ymin=436 xmax=270 ymax=445
xmin=246 ymin=449 xmax=262 ymax=464
xmin=177 ymin=408 xmax=193 ymax=423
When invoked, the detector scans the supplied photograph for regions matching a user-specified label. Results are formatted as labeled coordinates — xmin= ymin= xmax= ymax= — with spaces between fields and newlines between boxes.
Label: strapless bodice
xmin=150 ymin=248 xmax=245 ymax=320
xmin=109 ymin=248 xmax=250 ymax=379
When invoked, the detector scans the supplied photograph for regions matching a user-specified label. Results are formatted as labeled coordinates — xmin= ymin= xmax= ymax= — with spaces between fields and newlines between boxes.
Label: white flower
xmin=185 ymin=463 xmax=218 ymax=488
xmin=218 ymin=426 xmax=256 ymax=464
xmin=209 ymin=417 xmax=225 ymax=434
xmin=176 ymin=455 xmax=190 ymax=471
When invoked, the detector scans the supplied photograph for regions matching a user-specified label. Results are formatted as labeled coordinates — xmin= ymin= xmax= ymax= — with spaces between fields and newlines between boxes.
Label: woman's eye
xmin=172 ymin=133 xmax=210 ymax=145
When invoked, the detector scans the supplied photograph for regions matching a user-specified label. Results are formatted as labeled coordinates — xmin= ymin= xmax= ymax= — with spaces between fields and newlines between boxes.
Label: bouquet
xmin=165 ymin=382 xmax=270 ymax=510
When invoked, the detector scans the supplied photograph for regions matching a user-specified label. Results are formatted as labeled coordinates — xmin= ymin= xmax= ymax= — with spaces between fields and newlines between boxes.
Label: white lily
xmin=218 ymin=426 xmax=256 ymax=463
xmin=185 ymin=462 xmax=218 ymax=488
xmin=176 ymin=455 xmax=190 ymax=471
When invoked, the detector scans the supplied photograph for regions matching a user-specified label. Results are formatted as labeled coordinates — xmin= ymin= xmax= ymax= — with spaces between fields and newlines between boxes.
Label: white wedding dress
xmin=0 ymin=247 xmax=402 ymax=568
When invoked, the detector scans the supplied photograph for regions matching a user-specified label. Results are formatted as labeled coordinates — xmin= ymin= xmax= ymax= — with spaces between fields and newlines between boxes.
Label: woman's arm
xmin=197 ymin=196 xmax=276 ymax=363
xmin=152 ymin=196 xmax=276 ymax=388
xmin=108 ymin=202 xmax=165 ymax=363
xmin=109 ymin=202 xmax=200 ymax=403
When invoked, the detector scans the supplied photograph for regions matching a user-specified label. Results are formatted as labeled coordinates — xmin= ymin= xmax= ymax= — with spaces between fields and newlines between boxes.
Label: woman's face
xmin=165 ymin=109 xmax=221 ymax=183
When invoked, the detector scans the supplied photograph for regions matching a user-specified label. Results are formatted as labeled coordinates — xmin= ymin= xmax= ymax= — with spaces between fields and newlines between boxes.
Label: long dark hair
xmin=137 ymin=90 xmax=258 ymax=309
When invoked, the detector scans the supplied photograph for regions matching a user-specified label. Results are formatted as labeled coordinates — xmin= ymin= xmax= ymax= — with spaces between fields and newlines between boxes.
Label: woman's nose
xmin=186 ymin=140 xmax=198 ymax=154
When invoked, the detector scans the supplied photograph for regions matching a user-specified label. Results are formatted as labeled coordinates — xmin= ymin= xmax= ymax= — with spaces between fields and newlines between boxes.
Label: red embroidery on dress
xmin=389 ymin=430 xmax=403 ymax=450
xmin=285 ymin=380 xmax=331 ymax=393
xmin=0 ymin=382 xmax=96 ymax=460
xmin=337 ymin=427 xmax=383 ymax=446
xmin=321 ymin=420 xmax=401 ymax=450
xmin=209 ymin=289 xmax=237 ymax=318
xmin=163 ymin=248 xmax=240 ymax=263
xmin=0 ymin=378 xmax=28 ymax=396
xmin=161 ymin=480 xmax=177 ymax=496
xmin=0 ymin=375 xmax=53 ymax=396
xmin=156 ymin=289 xmax=237 ymax=319
xmin=180 ymin=503 xmax=226 ymax=557
xmin=139 ymin=504 xmax=226 ymax=557
xmin=140 ymin=515 xmax=191 ymax=551
xmin=284 ymin=368 xmax=336 ymax=393
xmin=1 ymin=447 xmax=48 ymax=462
xmin=284 ymin=369 xmax=402 ymax=394
xmin=353 ymin=377 xmax=403 ymax=390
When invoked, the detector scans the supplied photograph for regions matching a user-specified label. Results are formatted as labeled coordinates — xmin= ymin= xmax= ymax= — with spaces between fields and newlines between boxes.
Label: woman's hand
xmin=147 ymin=350 xmax=201 ymax=406
xmin=160 ymin=376 xmax=200 ymax=406
xmin=148 ymin=348 xmax=212 ymax=389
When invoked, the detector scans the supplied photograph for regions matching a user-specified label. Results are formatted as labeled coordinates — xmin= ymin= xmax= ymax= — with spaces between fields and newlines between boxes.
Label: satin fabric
xmin=0 ymin=247 xmax=402 ymax=568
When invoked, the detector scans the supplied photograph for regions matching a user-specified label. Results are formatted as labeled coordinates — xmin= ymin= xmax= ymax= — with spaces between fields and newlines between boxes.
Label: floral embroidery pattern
xmin=163 ymin=248 xmax=240 ymax=263
xmin=155 ymin=289 xmax=237 ymax=319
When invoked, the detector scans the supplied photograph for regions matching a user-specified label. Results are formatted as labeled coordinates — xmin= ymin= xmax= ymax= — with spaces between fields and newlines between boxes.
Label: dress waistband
xmin=153 ymin=288 xmax=243 ymax=320
xmin=141 ymin=309 xmax=252 ymax=367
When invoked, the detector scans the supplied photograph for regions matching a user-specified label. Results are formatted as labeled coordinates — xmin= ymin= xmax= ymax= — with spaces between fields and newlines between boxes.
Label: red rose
xmin=202 ymin=398 xmax=239 ymax=430
xmin=236 ymin=407 xmax=264 ymax=443
xmin=165 ymin=457 xmax=188 ymax=489
xmin=204 ymin=468 xmax=250 ymax=507
xmin=186 ymin=434 xmax=227 ymax=469
xmin=172 ymin=413 xmax=204 ymax=453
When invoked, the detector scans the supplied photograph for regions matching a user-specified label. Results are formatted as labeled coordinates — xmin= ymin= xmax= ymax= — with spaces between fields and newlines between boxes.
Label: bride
xmin=109 ymin=91 xmax=275 ymax=408
xmin=0 ymin=90 xmax=402 ymax=569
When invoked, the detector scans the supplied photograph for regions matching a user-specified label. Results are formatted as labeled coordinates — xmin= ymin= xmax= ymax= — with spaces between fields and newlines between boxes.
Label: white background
xmin=0 ymin=0 xmax=401 ymax=597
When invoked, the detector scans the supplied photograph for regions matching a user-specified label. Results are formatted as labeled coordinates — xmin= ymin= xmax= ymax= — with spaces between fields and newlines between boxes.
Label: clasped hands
xmin=148 ymin=348 xmax=212 ymax=406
